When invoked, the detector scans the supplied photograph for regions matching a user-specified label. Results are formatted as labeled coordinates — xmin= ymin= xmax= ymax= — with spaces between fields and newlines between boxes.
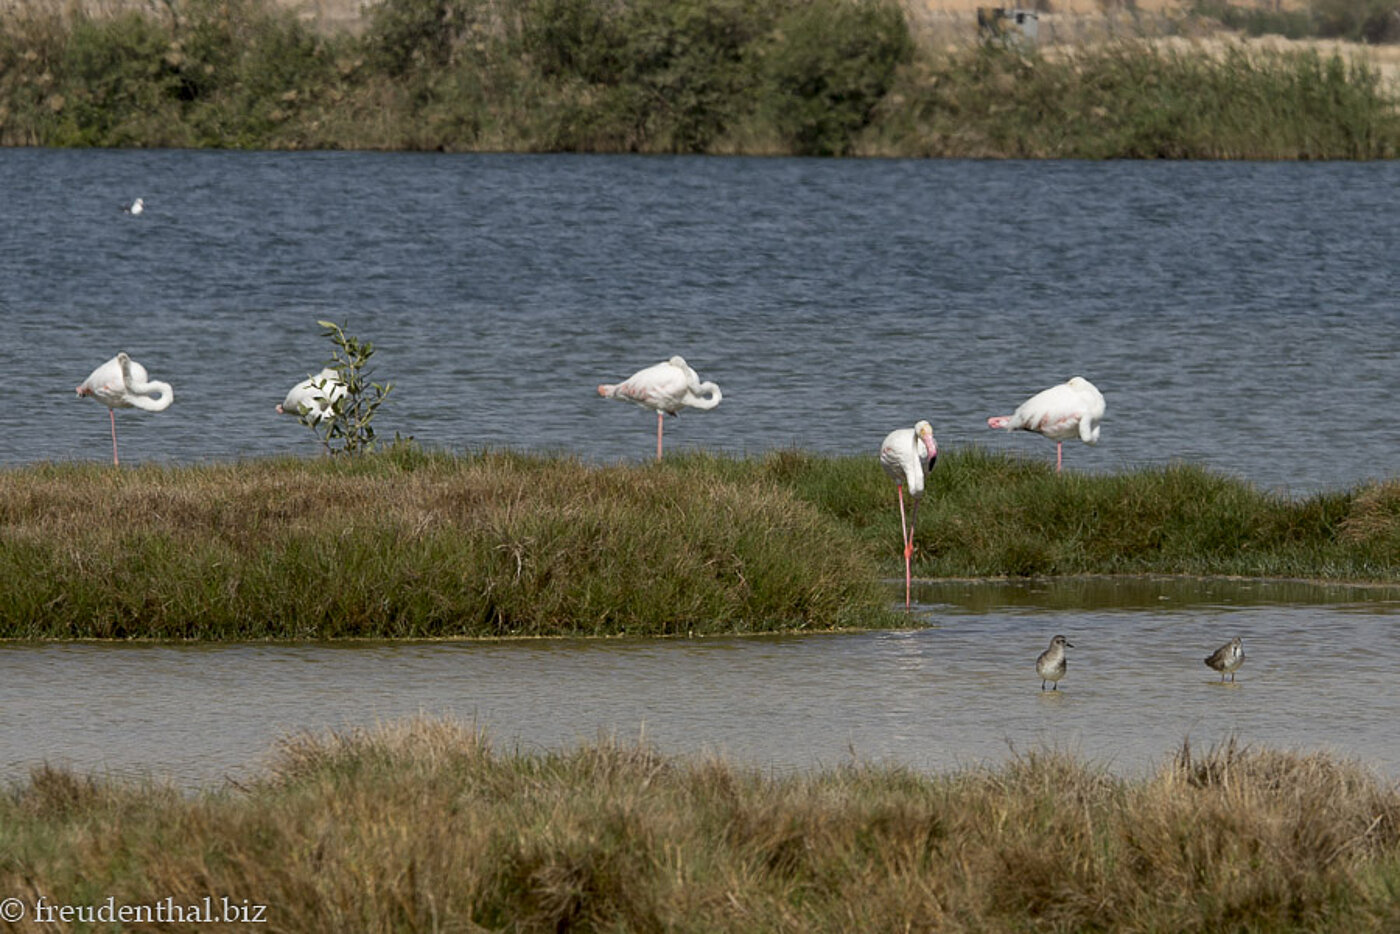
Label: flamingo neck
xmin=126 ymin=380 xmax=174 ymax=411
xmin=686 ymin=382 xmax=722 ymax=410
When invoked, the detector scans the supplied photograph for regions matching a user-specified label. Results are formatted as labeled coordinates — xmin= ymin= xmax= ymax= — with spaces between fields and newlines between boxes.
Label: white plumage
xmin=988 ymin=376 xmax=1105 ymax=472
xmin=879 ymin=420 xmax=937 ymax=610
xmin=277 ymin=367 xmax=347 ymax=424
xmin=75 ymin=352 xmax=173 ymax=465
xmin=597 ymin=355 xmax=722 ymax=460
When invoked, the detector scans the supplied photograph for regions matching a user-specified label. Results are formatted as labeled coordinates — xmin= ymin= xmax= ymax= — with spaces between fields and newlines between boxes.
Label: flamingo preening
xmin=879 ymin=420 xmax=937 ymax=610
xmin=276 ymin=367 xmax=346 ymax=424
xmin=597 ymin=355 xmax=722 ymax=461
xmin=75 ymin=353 xmax=173 ymax=465
xmin=987 ymin=376 xmax=1104 ymax=472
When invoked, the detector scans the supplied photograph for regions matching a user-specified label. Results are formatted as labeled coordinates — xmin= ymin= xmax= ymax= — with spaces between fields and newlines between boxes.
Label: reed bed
xmin=1 ymin=0 xmax=1397 ymax=157
xmin=0 ymin=447 xmax=1394 ymax=640
xmin=3 ymin=716 xmax=1400 ymax=931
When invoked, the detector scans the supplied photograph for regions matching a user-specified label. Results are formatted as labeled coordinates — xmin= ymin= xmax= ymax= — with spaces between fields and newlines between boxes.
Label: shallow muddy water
xmin=2 ymin=578 xmax=1397 ymax=788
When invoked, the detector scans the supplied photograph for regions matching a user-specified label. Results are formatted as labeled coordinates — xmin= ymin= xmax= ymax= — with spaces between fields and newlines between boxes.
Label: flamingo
xmin=879 ymin=420 xmax=937 ymax=610
xmin=987 ymin=376 xmax=1104 ymax=472
xmin=124 ymin=198 xmax=144 ymax=215
xmin=597 ymin=355 xmax=722 ymax=461
xmin=276 ymin=367 xmax=346 ymax=424
xmin=75 ymin=353 xmax=173 ymax=465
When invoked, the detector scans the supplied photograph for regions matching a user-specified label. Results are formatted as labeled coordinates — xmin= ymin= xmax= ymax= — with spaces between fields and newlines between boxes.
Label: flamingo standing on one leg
xmin=75 ymin=352 xmax=174 ymax=465
xmin=880 ymin=420 xmax=938 ymax=610
xmin=597 ymin=355 xmax=722 ymax=461
xmin=987 ymin=376 xmax=1105 ymax=472
xmin=276 ymin=367 xmax=346 ymax=423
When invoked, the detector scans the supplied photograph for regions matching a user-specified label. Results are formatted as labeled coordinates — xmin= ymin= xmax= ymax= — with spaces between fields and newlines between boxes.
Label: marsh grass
xmin=669 ymin=447 xmax=1398 ymax=583
xmin=0 ymin=448 xmax=892 ymax=639
xmin=4 ymin=716 xmax=1400 ymax=931
xmin=0 ymin=448 xmax=1393 ymax=640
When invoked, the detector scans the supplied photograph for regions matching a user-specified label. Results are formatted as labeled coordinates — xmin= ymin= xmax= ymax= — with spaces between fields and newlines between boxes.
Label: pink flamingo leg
xmin=109 ymin=409 xmax=120 ymax=466
xmin=895 ymin=485 xmax=911 ymax=609
xmin=1056 ymin=441 xmax=1063 ymax=473
xmin=656 ymin=411 xmax=664 ymax=462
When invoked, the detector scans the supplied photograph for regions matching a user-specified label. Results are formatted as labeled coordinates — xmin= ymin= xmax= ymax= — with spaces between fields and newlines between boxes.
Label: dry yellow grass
xmin=3 ymin=717 xmax=1400 ymax=932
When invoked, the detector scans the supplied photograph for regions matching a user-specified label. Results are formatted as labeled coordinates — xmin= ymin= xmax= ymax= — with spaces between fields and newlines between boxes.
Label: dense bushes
xmin=0 ymin=0 xmax=1397 ymax=155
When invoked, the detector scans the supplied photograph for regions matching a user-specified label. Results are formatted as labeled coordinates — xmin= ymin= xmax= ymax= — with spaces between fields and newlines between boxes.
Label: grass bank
xmin=688 ymin=447 xmax=1400 ymax=582
xmin=1 ymin=0 xmax=1397 ymax=157
xmin=0 ymin=448 xmax=891 ymax=639
xmin=0 ymin=447 xmax=1395 ymax=640
xmin=4 ymin=716 xmax=1400 ymax=931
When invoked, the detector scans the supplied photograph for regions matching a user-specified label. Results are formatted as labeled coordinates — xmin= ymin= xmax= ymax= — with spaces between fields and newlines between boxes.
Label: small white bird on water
xmin=879 ymin=420 xmax=937 ymax=610
xmin=1204 ymin=636 xmax=1245 ymax=682
xmin=277 ymin=367 xmax=347 ymax=424
xmin=987 ymin=376 xmax=1105 ymax=472
xmin=1036 ymin=634 xmax=1074 ymax=691
xmin=597 ymin=355 xmax=722 ymax=461
xmin=124 ymin=198 xmax=144 ymax=215
xmin=75 ymin=352 xmax=174 ymax=465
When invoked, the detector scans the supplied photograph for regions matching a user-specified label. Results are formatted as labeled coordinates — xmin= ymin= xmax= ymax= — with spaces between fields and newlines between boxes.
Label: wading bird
xmin=277 ymin=367 xmax=346 ymax=424
xmin=75 ymin=352 xmax=173 ymax=465
xmin=987 ymin=376 xmax=1104 ymax=472
xmin=1204 ymin=636 xmax=1245 ymax=682
xmin=597 ymin=355 xmax=722 ymax=461
xmin=879 ymin=420 xmax=937 ymax=610
xmin=1036 ymin=634 xmax=1073 ymax=691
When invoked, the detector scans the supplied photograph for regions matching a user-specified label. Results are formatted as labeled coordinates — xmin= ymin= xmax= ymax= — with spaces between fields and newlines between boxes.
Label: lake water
xmin=1 ymin=150 xmax=1397 ymax=493
xmin=1 ymin=151 xmax=1397 ymax=788
xmin=2 ymin=578 xmax=1398 ymax=788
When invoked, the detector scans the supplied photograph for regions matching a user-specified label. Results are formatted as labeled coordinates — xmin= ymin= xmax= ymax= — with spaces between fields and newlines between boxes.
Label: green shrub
xmin=757 ymin=0 xmax=913 ymax=155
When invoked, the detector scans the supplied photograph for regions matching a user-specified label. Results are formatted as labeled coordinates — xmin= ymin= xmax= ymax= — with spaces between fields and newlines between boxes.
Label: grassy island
xmin=0 ymin=447 xmax=1394 ymax=640
xmin=4 ymin=717 xmax=1400 ymax=931
xmin=1 ymin=0 xmax=1398 ymax=157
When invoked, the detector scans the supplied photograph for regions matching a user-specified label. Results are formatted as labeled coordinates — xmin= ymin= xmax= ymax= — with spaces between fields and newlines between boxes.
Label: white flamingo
xmin=879 ymin=420 xmax=937 ymax=610
xmin=276 ymin=367 xmax=346 ymax=424
xmin=987 ymin=376 xmax=1104 ymax=472
xmin=75 ymin=353 xmax=173 ymax=465
xmin=124 ymin=198 xmax=144 ymax=215
xmin=597 ymin=355 xmax=722 ymax=461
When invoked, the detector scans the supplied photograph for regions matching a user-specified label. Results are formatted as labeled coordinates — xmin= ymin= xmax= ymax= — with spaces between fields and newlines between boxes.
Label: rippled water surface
xmin=2 ymin=151 xmax=1397 ymax=492
xmin=4 ymin=579 xmax=1397 ymax=787
xmin=3 ymin=153 xmax=1397 ymax=787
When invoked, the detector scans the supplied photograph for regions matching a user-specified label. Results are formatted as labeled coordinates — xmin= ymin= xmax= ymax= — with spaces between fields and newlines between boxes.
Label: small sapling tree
xmin=306 ymin=319 xmax=395 ymax=455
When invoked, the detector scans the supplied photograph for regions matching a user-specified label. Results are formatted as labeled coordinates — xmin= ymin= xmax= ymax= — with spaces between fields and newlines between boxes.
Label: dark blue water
xmin=2 ymin=150 xmax=1397 ymax=493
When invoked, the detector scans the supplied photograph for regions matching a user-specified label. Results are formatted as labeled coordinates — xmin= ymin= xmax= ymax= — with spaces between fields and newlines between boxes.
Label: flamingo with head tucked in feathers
xmin=880 ymin=420 xmax=937 ymax=610
xmin=277 ymin=367 xmax=346 ymax=424
xmin=987 ymin=376 xmax=1104 ymax=472
xmin=75 ymin=353 xmax=173 ymax=465
xmin=597 ymin=355 xmax=722 ymax=460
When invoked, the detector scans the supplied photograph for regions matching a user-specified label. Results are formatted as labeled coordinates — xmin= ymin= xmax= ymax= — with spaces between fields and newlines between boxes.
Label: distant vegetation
xmin=1193 ymin=0 xmax=1400 ymax=43
xmin=1 ymin=0 xmax=1398 ymax=157
xmin=6 ymin=717 xmax=1400 ymax=931
xmin=0 ymin=448 xmax=1394 ymax=640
